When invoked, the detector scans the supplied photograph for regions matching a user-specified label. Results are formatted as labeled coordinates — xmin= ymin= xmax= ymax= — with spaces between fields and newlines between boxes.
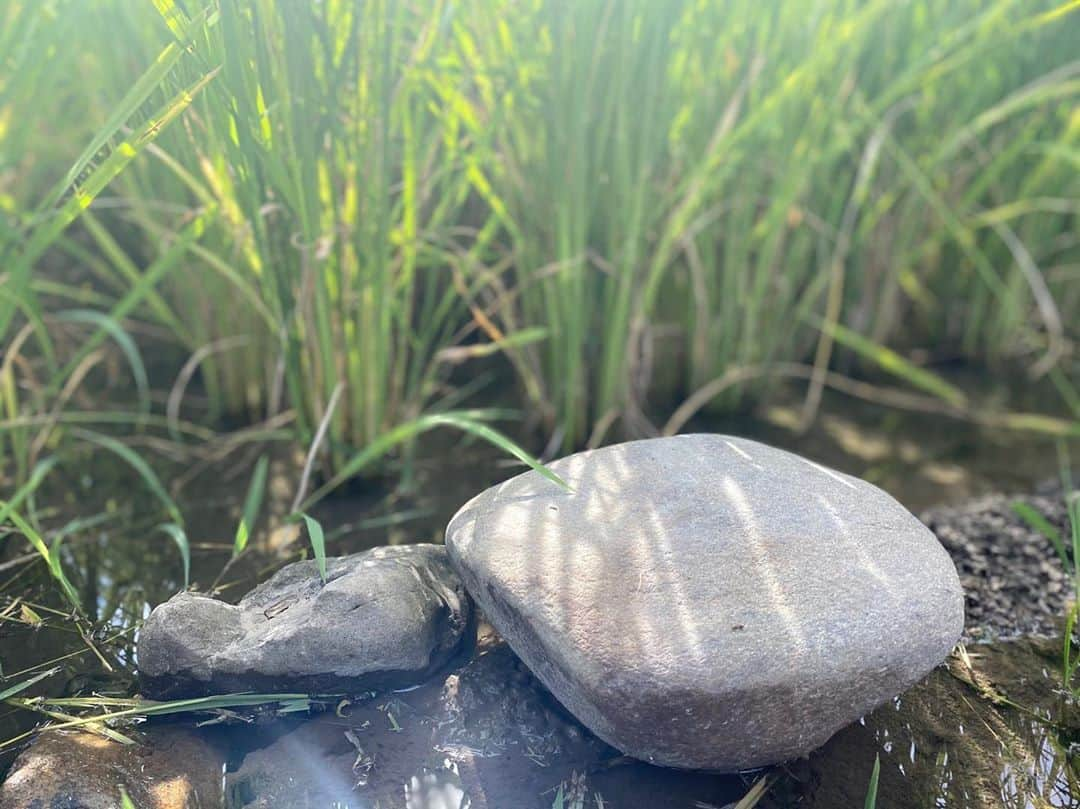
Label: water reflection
xmin=781 ymin=638 xmax=1079 ymax=808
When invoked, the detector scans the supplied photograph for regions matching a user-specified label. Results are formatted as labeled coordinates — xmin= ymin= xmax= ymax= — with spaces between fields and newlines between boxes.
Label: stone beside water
xmin=138 ymin=544 xmax=472 ymax=699
xmin=445 ymin=434 xmax=964 ymax=771
xmin=0 ymin=727 xmax=224 ymax=809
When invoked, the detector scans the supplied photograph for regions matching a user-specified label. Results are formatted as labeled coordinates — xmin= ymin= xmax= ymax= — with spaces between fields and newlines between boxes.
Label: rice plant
xmin=3 ymin=0 xmax=1078 ymax=476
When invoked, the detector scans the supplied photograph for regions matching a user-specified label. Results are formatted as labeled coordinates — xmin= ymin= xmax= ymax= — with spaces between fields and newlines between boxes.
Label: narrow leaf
xmin=0 ymin=666 xmax=60 ymax=701
xmin=864 ymin=753 xmax=881 ymax=809
xmin=5 ymin=509 xmax=81 ymax=612
xmin=821 ymin=321 xmax=967 ymax=408
xmin=0 ymin=456 xmax=59 ymax=530
xmin=233 ymin=455 xmax=269 ymax=556
xmin=56 ymin=310 xmax=150 ymax=414
xmin=305 ymin=411 xmax=568 ymax=508
xmin=1011 ymin=501 xmax=1068 ymax=568
xmin=72 ymin=429 xmax=182 ymax=525
xmin=301 ymin=514 xmax=327 ymax=584
xmin=156 ymin=523 xmax=191 ymax=589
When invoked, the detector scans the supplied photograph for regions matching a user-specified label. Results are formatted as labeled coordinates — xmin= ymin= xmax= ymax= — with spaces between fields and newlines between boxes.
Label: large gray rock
xmin=139 ymin=544 xmax=471 ymax=698
xmin=445 ymin=434 xmax=964 ymax=771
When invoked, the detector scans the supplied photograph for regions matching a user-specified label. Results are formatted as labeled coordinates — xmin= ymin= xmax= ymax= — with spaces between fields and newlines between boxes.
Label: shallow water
xmin=1 ymin=384 xmax=1077 ymax=806
xmin=774 ymin=638 xmax=1079 ymax=808
xmin=204 ymin=632 xmax=1079 ymax=809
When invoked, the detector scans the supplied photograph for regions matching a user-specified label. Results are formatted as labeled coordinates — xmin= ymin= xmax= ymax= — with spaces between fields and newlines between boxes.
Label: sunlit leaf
xmin=233 ymin=455 xmax=269 ymax=557
xmin=300 ymin=513 xmax=327 ymax=584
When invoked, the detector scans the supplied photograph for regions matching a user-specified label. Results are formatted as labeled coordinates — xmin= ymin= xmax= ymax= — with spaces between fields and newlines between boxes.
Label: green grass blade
xmin=38 ymin=32 xmax=196 ymax=214
xmin=0 ymin=67 xmax=218 ymax=340
xmin=4 ymin=508 xmax=81 ymax=613
xmin=55 ymin=310 xmax=150 ymax=415
xmin=864 ymin=753 xmax=881 ymax=809
xmin=1064 ymin=602 xmax=1079 ymax=688
xmin=1069 ymin=490 xmax=1080 ymax=596
xmin=551 ymin=784 xmax=564 ymax=809
xmin=0 ymin=456 xmax=59 ymax=530
xmin=0 ymin=667 xmax=61 ymax=701
xmin=300 ymin=513 xmax=327 ymax=584
xmin=303 ymin=411 xmax=568 ymax=508
xmin=50 ymin=208 xmax=216 ymax=397
xmin=119 ymin=787 xmax=138 ymax=809
xmin=820 ymin=321 xmax=968 ymax=408
xmin=233 ymin=455 xmax=269 ymax=557
xmin=156 ymin=523 xmax=190 ymax=589
xmin=72 ymin=429 xmax=183 ymax=525
xmin=1011 ymin=501 xmax=1068 ymax=569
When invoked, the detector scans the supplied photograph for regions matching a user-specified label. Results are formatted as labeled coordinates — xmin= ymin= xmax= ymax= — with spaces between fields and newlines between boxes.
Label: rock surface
xmin=445 ymin=434 xmax=964 ymax=771
xmin=0 ymin=727 xmax=224 ymax=809
xmin=139 ymin=544 xmax=471 ymax=699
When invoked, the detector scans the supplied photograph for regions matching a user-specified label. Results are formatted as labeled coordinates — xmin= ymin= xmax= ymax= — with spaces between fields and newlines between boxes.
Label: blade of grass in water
xmin=233 ymin=455 xmax=269 ymax=556
xmin=303 ymin=411 xmax=569 ymax=509
xmin=2 ymin=509 xmax=81 ymax=612
xmin=733 ymin=774 xmax=775 ymax=808
xmin=54 ymin=310 xmax=151 ymax=415
xmin=0 ymin=692 xmax=325 ymax=751
xmin=156 ymin=523 xmax=191 ymax=589
xmin=1069 ymin=490 xmax=1080 ymax=593
xmin=865 ymin=753 xmax=881 ymax=809
xmin=0 ymin=667 xmax=62 ymax=701
xmin=0 ymin=456 xmax=59 ymax=529
xmin=818 ymin=321 xmax=968 ymax=408
xmin=71 ymin=429 xmax=183 ymax=526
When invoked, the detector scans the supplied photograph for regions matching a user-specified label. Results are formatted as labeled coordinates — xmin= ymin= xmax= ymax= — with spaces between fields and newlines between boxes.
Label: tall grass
xmin=3 ymin=0 xmax=1078 ymax=478
xmin=469 ymin=0 xmax=1080 ymax=446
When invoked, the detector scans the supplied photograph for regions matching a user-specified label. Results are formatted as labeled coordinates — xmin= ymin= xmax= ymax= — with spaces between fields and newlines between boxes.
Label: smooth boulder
xmin=445 ymin=434 xmax=964 ymax=771
xmin=139 ymin=544 xmax=471 ymax=698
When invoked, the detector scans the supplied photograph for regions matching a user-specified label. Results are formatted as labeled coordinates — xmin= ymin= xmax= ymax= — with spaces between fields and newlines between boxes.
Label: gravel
xmin=922 ymin=480 xmax=1073 ymax=640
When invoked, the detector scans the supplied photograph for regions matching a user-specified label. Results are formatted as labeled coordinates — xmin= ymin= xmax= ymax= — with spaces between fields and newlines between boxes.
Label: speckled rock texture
xmin=0 ymin=727 xmax=224 ymax=809
xmin=445 ymin=434 xmax=964 ymax=771
xmin=138 ymin=544 xmax=472 ymax=699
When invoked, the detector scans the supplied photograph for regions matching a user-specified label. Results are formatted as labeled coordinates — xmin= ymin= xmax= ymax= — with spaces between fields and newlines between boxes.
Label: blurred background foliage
xmin=1 ymin=0 xmax=1078 ymax=485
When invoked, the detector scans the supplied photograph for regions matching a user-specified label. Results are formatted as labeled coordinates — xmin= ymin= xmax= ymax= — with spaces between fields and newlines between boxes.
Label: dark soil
xmin=923 ymin=480 xmax=1074 ymax=639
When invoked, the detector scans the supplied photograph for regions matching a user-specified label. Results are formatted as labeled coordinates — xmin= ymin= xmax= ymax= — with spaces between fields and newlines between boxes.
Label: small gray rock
xmin=138 ymin=544 xmax=471 ymax=698
xmin=445 ymin=435 xmax=963 ymax=771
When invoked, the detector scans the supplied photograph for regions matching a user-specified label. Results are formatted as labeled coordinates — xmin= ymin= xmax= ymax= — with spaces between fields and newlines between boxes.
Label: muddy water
xmin=1 ymin=385 xmax=1077 ymax=806
xmin=776 ymin=638 xmax=1079 ymax=808
xmin=206 ymin=631 xmax=1080 ymax=809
